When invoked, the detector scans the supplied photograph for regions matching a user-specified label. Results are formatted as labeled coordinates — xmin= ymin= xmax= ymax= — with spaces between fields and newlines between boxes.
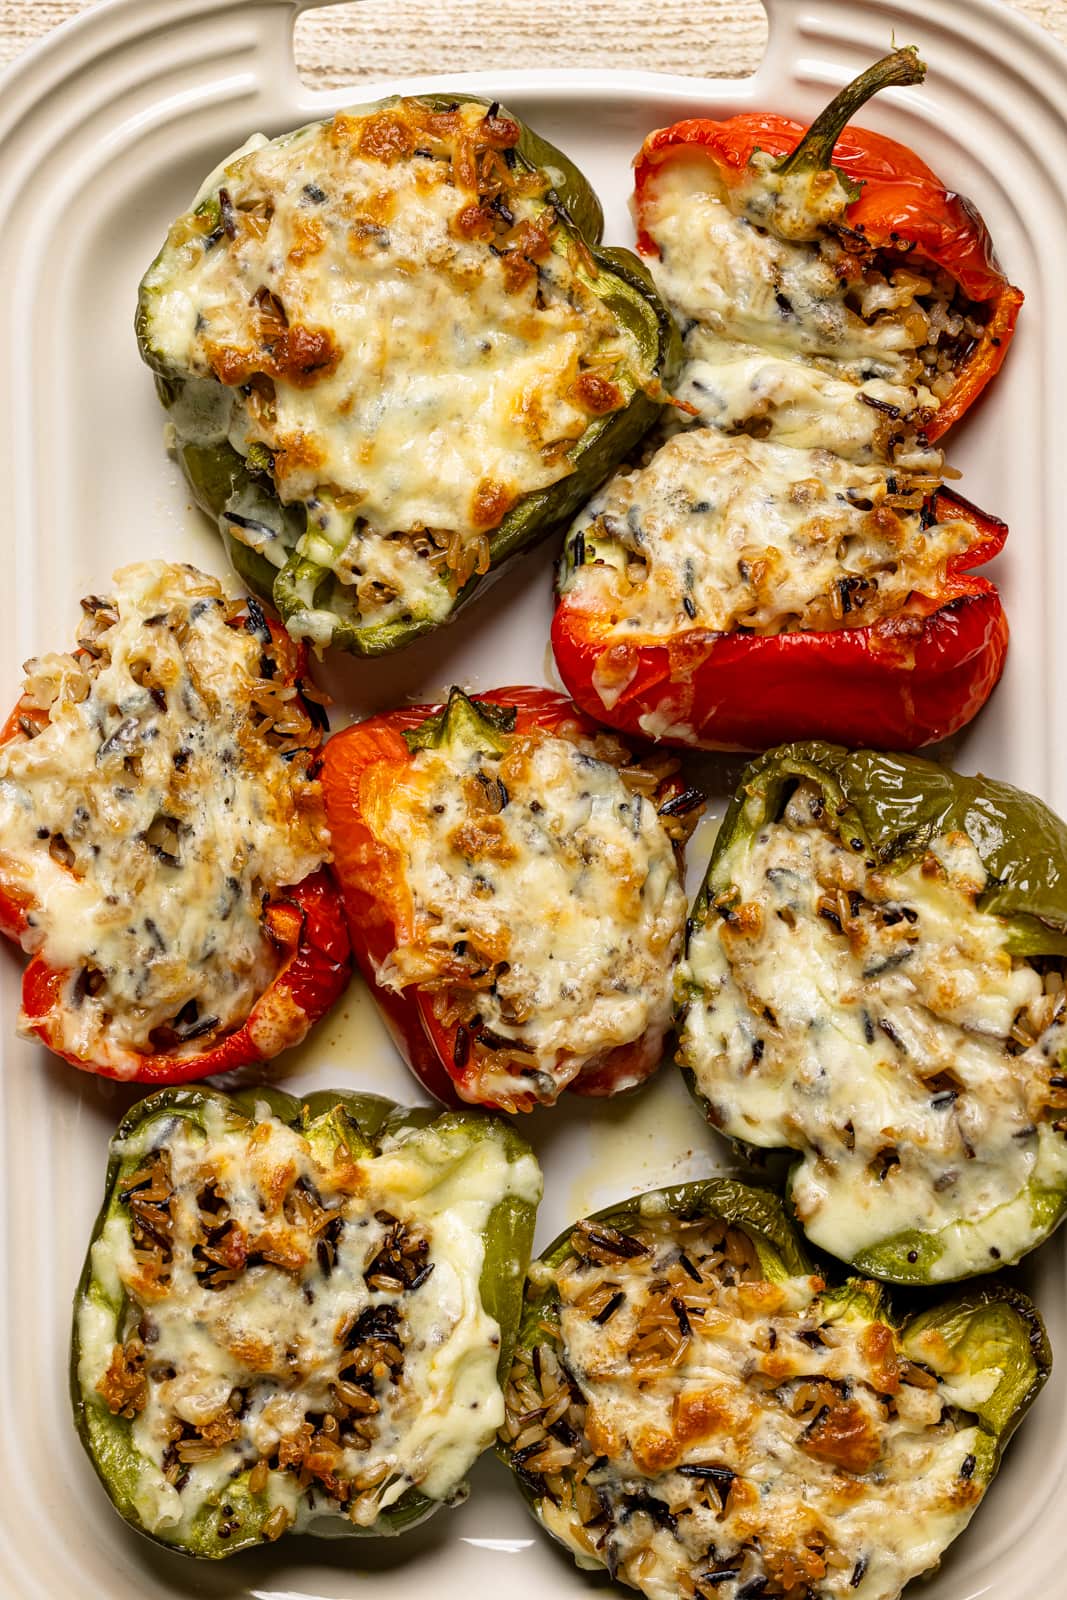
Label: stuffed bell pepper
xmin=137 ymin=97 xmax=676 ymax=654
xmin=553 ymin=433 xmax=1007 ymax=750
xmin=678 ymin=743 xmax=1067 ymax=1283
xmin=633 ymin=47 xmax=1021 ymax=462
xmin=0 ymin=562 xmax=350 ymax=1081
xmin=499 ymin=1179 xmax=1049 ymax=1600
xmin=322 ymin=686 xmax=698 ymax=1112
xmin=552 ymin=48 xmax=1016 ymax=752
xmin=73 ymin=1086 xmax=541 ymax=1557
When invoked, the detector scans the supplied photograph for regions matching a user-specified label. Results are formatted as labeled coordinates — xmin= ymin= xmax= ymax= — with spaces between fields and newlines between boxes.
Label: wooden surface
xmin=1 ymin=0 xmax=1065 ymax=82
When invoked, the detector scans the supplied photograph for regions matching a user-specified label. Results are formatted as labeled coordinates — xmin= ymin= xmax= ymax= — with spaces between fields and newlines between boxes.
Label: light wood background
xmin=1 ymin=0 xmax=1065 ymax=83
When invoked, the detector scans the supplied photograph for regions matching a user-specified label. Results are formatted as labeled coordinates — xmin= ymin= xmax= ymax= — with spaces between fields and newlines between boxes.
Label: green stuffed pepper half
xmin=72 ymin=1086 xmax=541 ymax=1557
xmin=499 ymin=1179 xmax=1049 ymax=1600
xmin=677 ymin=742 xmax=1067 ymax=1284
xmin=137 ymin=96 xmax=676 ymax=654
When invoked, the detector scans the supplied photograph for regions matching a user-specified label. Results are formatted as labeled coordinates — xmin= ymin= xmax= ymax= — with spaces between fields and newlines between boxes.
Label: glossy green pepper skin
xmin=678 ymin=742 xmax=1067 ymax=1284
xmin=500 ymin=1179 xmax=1051 ymax=1596
xmin=71 ymin=1086 xmax=540 ymax=1559
xmin=136 ymin=96 xmax=678 ymax=655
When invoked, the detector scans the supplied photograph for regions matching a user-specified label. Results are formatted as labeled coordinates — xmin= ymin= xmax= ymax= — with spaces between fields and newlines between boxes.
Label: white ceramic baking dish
xmin=0 ymin=0 xmax=1065 ymax=1593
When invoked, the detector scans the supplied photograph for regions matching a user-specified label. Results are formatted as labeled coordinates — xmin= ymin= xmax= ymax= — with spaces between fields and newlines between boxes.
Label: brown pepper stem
xmin=775 ymin=47 xmax=927 ymax=177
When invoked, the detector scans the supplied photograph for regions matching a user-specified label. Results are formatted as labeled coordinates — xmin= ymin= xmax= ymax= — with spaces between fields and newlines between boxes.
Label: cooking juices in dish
xmin=321 ymin=687 xmax=698 ymax=1112
xmin=137 ymin=96 xmax=676 ymax=655
xmin=73 ymin=1087 xmax=541 ymax=1557
xmin=553 ymin=49 xmax=1018 ymax=750
xmin=678 ymin=743 xmax=1067 ymax=1283
xmin=0 ymin=562 xmax=349 ymax=1081
xmin=499 ymin=1180 xmax=1049 ymax=1600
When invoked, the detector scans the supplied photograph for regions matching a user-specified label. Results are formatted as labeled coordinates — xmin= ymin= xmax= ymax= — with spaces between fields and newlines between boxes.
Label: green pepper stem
xmin=775 ymin=47 xmax=927 ymax=177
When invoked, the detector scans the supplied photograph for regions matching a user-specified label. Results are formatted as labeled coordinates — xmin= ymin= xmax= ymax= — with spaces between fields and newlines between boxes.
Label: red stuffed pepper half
xmin=632 ymin=47 xmax=1022 ymax=463
xmin=0 ymin=562 xmax=350 ymax=1082
xmin=552 ymin=431 xmax=1008 ymax=751
xmin=553 ymin=46 xmax=1017 ymax=753
xmin=321 ymin=686 xmax=698 ymax=1112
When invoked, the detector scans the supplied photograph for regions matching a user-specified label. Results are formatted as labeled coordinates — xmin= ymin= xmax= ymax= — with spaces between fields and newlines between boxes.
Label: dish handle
xmin=256 ymin=0 xmax=810 ymax=95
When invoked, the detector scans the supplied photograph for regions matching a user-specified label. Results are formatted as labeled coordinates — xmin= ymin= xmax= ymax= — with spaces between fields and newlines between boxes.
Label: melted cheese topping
xmin=639 ymin=151 xmax=977 ymax=468
xmin=563 ymin=430 xmax=975 ymax=646
xmin=0 ymin=563 xmax=327 ymax=1068
xmin=505 ymin=1212 xmax=987 ymax=1600
xmin=78 ymin=1100 xmax=541 ymax=1544
xmin=143 ymin=100 xmax=642 ymax=637
xmin=679 ymin=786 xmax=1067 ymax=1279
xmin=375 ymin=723 xmax=687 ymax=1109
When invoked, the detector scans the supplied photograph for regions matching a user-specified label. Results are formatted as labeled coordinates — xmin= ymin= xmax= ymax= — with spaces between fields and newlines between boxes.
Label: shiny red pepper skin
xmin=633 ymin=112 xmax=1022 ymax=440
xmin=552 ymin=487 xmax=1008 ymax=753
xmin=0 ymin=619 xmax=351 ymax=1083
xmin=322 ymin=687 xmax=683 ymax=1112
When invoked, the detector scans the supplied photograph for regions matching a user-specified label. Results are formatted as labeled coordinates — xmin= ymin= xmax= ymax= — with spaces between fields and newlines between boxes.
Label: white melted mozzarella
xmin=563 ymin=430 xmax=975 ymax=648
xmin=143 ymin=101 xmax=642 ymax=634
xmin=640 ymin=150 xmax=957 ymax=467
xmin=0 ymin=563 xmax=327 ymax=1070
xmin=376 ymin=724 xmax=687 ymax=1107
xmin=679 ymin=791 xmax=1067 ymax=1279
xmin=78 ymin=1100 xmax=541 ymax=1543
xmin=524 ymin=1216 xmax=987 ymax=1600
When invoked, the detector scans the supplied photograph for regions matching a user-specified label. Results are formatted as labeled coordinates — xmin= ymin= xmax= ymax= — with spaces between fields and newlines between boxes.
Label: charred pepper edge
xmin=70 ymin=1086 xmax=539 ymax=1559
xmin=136 ymin=94 xmax=680 ymax=657
xmin=676 ymin=742 xmax=1067 ymax=1283
xmin=499 ymin=1179 xmax=1051 ymax=1533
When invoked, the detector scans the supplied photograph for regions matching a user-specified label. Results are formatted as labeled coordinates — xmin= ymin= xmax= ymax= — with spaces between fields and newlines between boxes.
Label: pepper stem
xmin=774 ymin=47 xmax=927 ymax=177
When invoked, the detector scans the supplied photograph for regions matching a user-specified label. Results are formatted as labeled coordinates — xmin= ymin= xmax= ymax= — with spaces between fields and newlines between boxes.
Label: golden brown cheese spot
xmin=453 ymin=201 xmax=495 ymax=242
xmin=249 ymin=1153 xmax=297 ymax=1212
xmin=584 ymin=1405 xmax=622 ymax=1459
xmin=501 ymin=249 xmax=538 ymax=295
xmin=248 ymin=1226 xmax=310 ymax=1274
xmin=471 ymin=479 xmax=518 ymax=530
xmin=801 ymin=1397 xmax=882 ymax=1474
xmin=356 ymin=109 xmax=417 ymax=163
xmin=631 ymin=1425 xmax=678 ymax=1476
xmin=861 ymin=1320 xmax=901 ymax=1394
xmin=674 ymin=1385 xmax=744 ymax=1448
xmin=447 ymin=815 xmax=518 ymax=863
xmin=224 ymin=1329 xmax=278 ymax=1372
xmin=288 ymin=215 xmax=328 ymax=266
xmin=207 ymin=322 xmax=342 ymax=389
xmin=573 ymin=372 xmax=623 ymax=414
xmin=271 ymin=431 xmax=328 ymax=482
